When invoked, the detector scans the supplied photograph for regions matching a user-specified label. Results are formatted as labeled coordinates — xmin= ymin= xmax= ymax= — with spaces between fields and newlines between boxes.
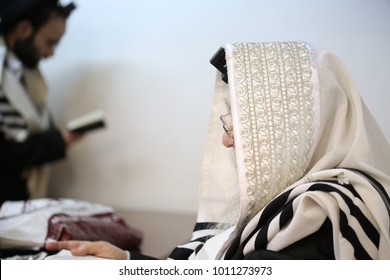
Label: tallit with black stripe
xmin=169 ymin=42 xmax=390 ymax=259
xmin=169 ymin=169 xmax=390 ymax=259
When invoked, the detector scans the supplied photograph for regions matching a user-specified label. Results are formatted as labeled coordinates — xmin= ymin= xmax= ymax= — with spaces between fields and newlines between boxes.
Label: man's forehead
xmin=37 ymin=15 xmax=65 ymax=40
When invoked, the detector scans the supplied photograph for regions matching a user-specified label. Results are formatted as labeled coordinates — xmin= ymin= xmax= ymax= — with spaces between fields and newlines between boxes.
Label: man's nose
xmin=222 ymin=133 xmax=234 ymax=148
xmin=44 ymin=46 xmax=55 ymax=58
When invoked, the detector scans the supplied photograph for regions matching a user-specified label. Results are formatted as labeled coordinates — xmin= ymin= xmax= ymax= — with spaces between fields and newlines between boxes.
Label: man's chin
xmin=22 ymin=60 xmax=40 ymax=69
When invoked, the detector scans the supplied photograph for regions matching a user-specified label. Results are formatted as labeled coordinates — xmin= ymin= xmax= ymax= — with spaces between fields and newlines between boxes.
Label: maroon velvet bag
xmin=46 ymin=212 xmax=143 ymax=251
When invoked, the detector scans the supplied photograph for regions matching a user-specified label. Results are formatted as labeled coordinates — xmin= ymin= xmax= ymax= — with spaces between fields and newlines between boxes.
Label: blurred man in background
xmin=0 ymin=0 xmax=82 ymax=204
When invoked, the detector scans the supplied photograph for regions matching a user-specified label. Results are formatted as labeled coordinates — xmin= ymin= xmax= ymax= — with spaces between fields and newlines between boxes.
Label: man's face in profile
xmin=13 ymin=15 xmax=65 ymax=68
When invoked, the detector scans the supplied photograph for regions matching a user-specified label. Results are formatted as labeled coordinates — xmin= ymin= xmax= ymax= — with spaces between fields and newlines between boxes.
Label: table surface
xmin=116 ymin=209 xmax=197 ymax=259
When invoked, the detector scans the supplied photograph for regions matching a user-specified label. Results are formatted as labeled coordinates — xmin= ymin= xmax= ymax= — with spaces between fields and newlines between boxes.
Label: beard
xmin=12 ymin=33 xmax=40 ymax=69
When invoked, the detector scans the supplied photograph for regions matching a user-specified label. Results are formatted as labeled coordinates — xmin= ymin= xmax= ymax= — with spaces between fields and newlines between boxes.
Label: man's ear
xmin=13 ymin=20 xmax=34 ymax=39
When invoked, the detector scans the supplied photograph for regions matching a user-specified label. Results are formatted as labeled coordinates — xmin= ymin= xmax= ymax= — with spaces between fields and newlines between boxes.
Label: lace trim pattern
xmin=231 ymin=42 xmax=314 ymax=219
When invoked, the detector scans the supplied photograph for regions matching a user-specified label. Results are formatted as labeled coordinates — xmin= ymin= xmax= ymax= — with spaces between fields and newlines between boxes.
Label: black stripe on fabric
xmin=312 ymin=180 xmax=361 ymax=199
xmin=339 ymin=210 xmax=372 ymax=259
xmin=193 ymin=222 xmax=219 ymax=231
xmin=224 ymin=236 xmax=242 ymax=259
xmin=194 ymin=244 xmax=205 ymax=255
xmin=279 ymin=201 xmax=294 ymax=228
xmin=224 ymin=189 xmax=295 ymax=259
xmin=168 ymin=247 xmax=195 ymax=260
xmin=0 ymin=95 xmax=26 ymax=123
xmin=229 ymin=190 xmax=309 ymax=259
xmin=168 ymin=237 xmax=211 ymax=260
xmin=169 ymin=234 xmax=215 ymax=259
xmin=308 ymin=183 xmax=379 ymax=247
xmin=226 ymin=180 xmax=380 ymax=260
xmin=250 ymin=201 xmax=295 ymax=256
xmin=257 ymin=188 xmax=295 ymax=229
xmin=254 ymin=221 xmax=271 ymax=249
xmin=1 ymin=111 xmax=22 ymax=117
xmin=191 ymin=235 xmax=215 ymax=243
xmin=341 ymin=183 xmax=362 ymax=200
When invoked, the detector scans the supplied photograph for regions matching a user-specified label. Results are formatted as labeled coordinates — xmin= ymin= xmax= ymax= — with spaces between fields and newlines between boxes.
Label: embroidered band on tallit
xmin=226 ymin=42 xmax=319 ymax=221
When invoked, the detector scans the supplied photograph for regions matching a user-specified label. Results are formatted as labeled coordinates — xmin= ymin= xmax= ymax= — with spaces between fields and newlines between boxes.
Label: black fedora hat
xmin=0 ymin=0 xmax=75 ymax=31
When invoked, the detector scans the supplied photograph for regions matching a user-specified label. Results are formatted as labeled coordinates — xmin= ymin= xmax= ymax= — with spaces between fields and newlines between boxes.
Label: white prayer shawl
xmin=169 ymin=42 xmax=390 ymax=260
xmin=0 ymin=36 xmax=51 ymax=198
xmin=0 ymin=199 xmax=113 ymax=250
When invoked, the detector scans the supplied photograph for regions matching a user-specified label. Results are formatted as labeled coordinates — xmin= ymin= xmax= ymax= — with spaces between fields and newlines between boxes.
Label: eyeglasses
xmin=220 ymin=113 xmax=234 ymax=139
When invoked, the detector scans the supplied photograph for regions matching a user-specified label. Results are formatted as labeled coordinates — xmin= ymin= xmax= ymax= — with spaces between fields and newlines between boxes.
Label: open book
xmin=66 ymin=110 xmax=106 ymax=133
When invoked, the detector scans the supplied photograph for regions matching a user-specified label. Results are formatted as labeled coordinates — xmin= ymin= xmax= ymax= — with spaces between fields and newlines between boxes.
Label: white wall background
xmin=44 ymin=0 xmax=390 ymax=215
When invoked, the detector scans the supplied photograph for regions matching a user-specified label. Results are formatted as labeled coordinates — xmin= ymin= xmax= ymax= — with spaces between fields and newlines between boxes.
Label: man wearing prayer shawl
xmin=46 ymin=41 xmax=390 ymax=260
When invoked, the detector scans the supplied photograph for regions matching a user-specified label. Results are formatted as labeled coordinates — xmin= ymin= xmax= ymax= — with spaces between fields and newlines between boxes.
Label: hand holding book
xmin=61 ymin=110 xmax=106 ymax=147
xmin=60 ymin=127 xmax=84 ymax=147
